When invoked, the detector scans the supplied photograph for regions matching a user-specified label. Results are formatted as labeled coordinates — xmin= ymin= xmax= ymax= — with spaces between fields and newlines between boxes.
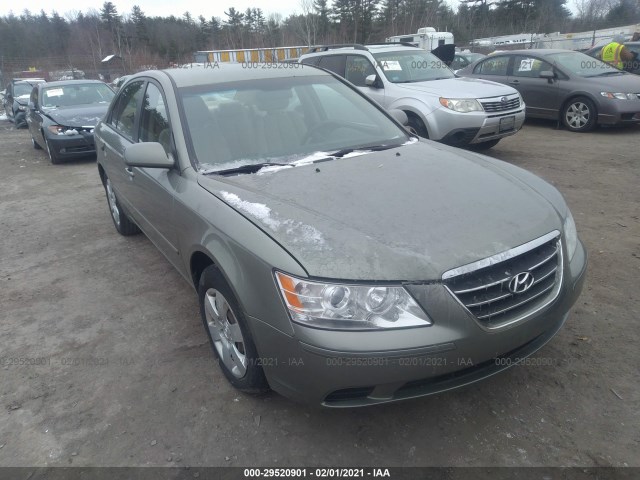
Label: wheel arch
xmin=559 ymin=92 xmax=599 ymax=123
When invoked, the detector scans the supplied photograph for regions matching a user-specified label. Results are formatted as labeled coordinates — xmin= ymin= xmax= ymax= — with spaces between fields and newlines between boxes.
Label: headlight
xmin=600 ymin=92 xmax=637 ymax=100
xmin=439 ymin=97 xmax=483 ymax=113
xmin=48 ymin=125 xmax=79 ymax=136
xmin=564 ymin=210 xmax=578 ymax=261
xmin=275 ymin=271 xmax=432 ymax=330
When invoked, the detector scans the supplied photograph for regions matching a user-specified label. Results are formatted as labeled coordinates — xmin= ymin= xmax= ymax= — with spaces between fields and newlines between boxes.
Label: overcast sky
xmin=0 ymin=0 xmax=343 ymax=21
xmin=0 ymin=0 xmax=579 ymax=25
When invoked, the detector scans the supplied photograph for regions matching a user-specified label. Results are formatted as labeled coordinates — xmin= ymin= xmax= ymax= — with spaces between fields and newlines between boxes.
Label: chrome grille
xmin=443 ymin=232 xmax=562 ymax=329
xmin=481 ymin=97 xmax=520 ymax=112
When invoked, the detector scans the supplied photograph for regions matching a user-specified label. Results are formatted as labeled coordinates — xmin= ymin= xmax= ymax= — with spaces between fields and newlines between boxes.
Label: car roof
xmin=39 ymin=79 xmax=106 ymax=88
xmin=13 ymin=78 xmax=46 ymax=84
xmin=304 ymin=44 xmax=418 ymax=56
xmin=135 ymin=63 xmax=333 ymax=88
xmin=490 ymin=49 xmax=583 ymax=56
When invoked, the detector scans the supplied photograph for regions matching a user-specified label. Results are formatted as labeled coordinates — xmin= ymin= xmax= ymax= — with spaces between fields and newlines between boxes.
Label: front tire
xmin=45 ymin=138 xmax=61 ymax=164
xmin=562 ymin=96 xmax=597 ymax=132
xmin=198 ymin=265 xmax=269 ymax=394
xmin=103 ymin=176 xmax=140 ymax=236
xmin=407 ymin=114 xmax=429 ymax=138
xmin=32 ymin=135 xmax=42 ymax=150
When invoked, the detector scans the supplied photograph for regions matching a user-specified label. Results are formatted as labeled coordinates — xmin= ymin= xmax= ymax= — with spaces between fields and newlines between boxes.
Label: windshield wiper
xmin=588 ymin=71 xmax=625 ymax=77
xmin=325 ymin=144 xmax=400 ymax=159
xmin=206 ymin=162 xmax=291 ymax=176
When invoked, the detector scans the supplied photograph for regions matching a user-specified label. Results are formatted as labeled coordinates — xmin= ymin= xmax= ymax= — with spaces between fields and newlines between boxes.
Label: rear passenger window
xmin=318 ymin=55 xmax=346 ymax=77
xmin=474 ymin=56 xmax=510 ymax=76
xmin=109 ymin=81 xmax=144 ymax=140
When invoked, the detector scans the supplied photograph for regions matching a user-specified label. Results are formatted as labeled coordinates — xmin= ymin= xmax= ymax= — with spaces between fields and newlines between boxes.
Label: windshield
xmin=546 ymin=51 xmax=621 ymax=77
xmin=14 ymin=83 xmax=36 ymax=97
xmin=41 ymin=83 xmax=115 ymax=108
xmin=372 ymin=50 xmax=455 ymax=83
xmin=179 ymin=76 xmax=409 ymax=172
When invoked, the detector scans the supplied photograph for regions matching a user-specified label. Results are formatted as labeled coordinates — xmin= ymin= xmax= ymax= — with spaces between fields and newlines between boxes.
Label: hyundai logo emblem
xmin=500 ymin=96 xmax=508 ymax=103
xmin=508 ymin=272 xmax=535 ymax=294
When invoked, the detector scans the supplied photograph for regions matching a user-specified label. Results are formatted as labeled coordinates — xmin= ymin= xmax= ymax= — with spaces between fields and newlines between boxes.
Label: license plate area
xmin=499 ymin=116 xmax=515 ymax=132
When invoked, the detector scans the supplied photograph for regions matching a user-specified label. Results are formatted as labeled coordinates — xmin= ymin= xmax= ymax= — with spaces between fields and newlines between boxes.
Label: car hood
xmin=395 ymin=77 xmax=517 ymax=99
xmin=43 ymin=105 xmax=109 ymax=127
xmin=581 ymin=72 xmax=640 ymax=90
xmin=197 ymin=141 xmax=562 ymax=281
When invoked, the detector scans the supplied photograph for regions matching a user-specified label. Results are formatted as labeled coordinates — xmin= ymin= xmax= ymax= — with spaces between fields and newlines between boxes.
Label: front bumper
xmin=597 ymin=100 xmax=640 ymax=125
xmin=429 ymin=106 xmax=526 ymax=146
xmin=249 ymin=238 xmax=587 ymax=407
xmin=45 ymin=131 xmax=97 ymax=158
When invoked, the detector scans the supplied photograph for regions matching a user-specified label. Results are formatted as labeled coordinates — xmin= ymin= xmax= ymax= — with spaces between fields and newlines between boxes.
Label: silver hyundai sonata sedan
xmin=95 ymin=64 xmax=587 ymax=407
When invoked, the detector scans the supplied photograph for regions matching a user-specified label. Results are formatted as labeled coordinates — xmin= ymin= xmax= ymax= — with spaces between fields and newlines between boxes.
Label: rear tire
xmin=102 ymin=176 xmax=141 ymax=236
xmin=562 ymin=96 xmax=597 ymax=132
xmin=198 ymin=265 xmax=269 ymax=394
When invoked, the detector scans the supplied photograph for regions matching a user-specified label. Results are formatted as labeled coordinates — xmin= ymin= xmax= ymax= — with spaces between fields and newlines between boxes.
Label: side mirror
xmin=365 ymin=74 xmax=382 ymax=88
xmin=539 ymin=70 xmax=555 ymax=83
xmin=28 ymin=101 xmax=37 ymax=111
xmin=389 ymin=109 xmax=408 ymax=126
xmin=124 ymin=142 xmax=174 ymax=169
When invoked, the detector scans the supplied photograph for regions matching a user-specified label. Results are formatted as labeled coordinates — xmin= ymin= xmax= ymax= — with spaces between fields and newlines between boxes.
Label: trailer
xmin=194 ymin=46 xmax=308 ymax=64
xmin=385 ymin=28 xmax=454 ymax=51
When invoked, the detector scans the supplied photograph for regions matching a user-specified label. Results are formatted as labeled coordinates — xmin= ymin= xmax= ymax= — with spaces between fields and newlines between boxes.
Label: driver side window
xmin=109 ymin=81 xmax=144 ymax=140
xmin=139 ymin=83 xmax=172 ymax=155
xmin=512 ymin=56 xmax=551 ymax=78
xmin=345 ymin=56 xmax=376 ymax=87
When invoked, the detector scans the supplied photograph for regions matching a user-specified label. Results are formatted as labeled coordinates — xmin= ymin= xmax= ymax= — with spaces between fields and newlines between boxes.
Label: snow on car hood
xmin=396 ymin=77 xmax=518 ymax=99
xmin=43 ymin=104 xmax=109 ymax=127
xmin=197 ymin=141 xmax=561 ymax=281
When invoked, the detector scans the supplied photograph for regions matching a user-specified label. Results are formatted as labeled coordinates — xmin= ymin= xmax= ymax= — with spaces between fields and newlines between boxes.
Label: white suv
xmin=300 ymin=44 xmax=526 ymax=149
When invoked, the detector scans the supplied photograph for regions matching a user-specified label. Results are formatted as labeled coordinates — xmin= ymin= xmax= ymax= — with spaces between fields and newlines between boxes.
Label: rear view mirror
xmin=28 ymin=101 xmax=37 ymax=111
xmin=539 ymin=70 xmax=555 ymax=82
xmin=365 ymin=74 xmax=381 ymax=88
xmin=124 ymin=142 xmax=174 ymax=169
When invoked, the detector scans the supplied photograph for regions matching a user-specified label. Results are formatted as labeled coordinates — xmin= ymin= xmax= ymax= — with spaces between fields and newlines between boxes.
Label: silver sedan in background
xmin=95 ymin=65 xmax=586 ymax=406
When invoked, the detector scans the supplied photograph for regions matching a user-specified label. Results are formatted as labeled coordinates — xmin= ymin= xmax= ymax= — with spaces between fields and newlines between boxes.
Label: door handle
xmin=100 ymin=143 xmax=105 ymax=151
xmin=125 ymin=167 xmax=135 ymax=178
xmin=509 ymin=80 xmax=520 ymax=85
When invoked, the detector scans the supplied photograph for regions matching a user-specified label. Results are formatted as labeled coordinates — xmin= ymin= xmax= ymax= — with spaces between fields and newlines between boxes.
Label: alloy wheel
xmin=204 ymin=288 xmax=248 ymax=378
xmin=565 ymin=102 xmax=590 ymax=130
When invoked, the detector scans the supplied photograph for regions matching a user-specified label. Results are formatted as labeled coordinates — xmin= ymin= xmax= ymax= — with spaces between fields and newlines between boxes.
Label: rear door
xmin=507 ymin=55 xmax=560 ymax=118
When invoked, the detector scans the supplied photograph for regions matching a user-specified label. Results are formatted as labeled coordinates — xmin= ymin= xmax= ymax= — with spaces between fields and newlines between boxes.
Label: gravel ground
xmin=0 ymin=118 xmax=638 ymax=468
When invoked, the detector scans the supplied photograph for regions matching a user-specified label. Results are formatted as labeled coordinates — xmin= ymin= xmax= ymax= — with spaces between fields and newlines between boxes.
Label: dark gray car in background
xmin=457 ymin=49 xmax=640 ymax=132
xmin=27 ymin=80 xmax=115 ymax=163
xmin=94 ymin=65 xmax=586 ymax=406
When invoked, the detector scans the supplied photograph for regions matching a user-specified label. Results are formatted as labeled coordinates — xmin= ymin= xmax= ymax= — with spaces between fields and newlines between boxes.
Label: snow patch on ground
xmin=0 ymin=114 xmax=7 ymax=121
